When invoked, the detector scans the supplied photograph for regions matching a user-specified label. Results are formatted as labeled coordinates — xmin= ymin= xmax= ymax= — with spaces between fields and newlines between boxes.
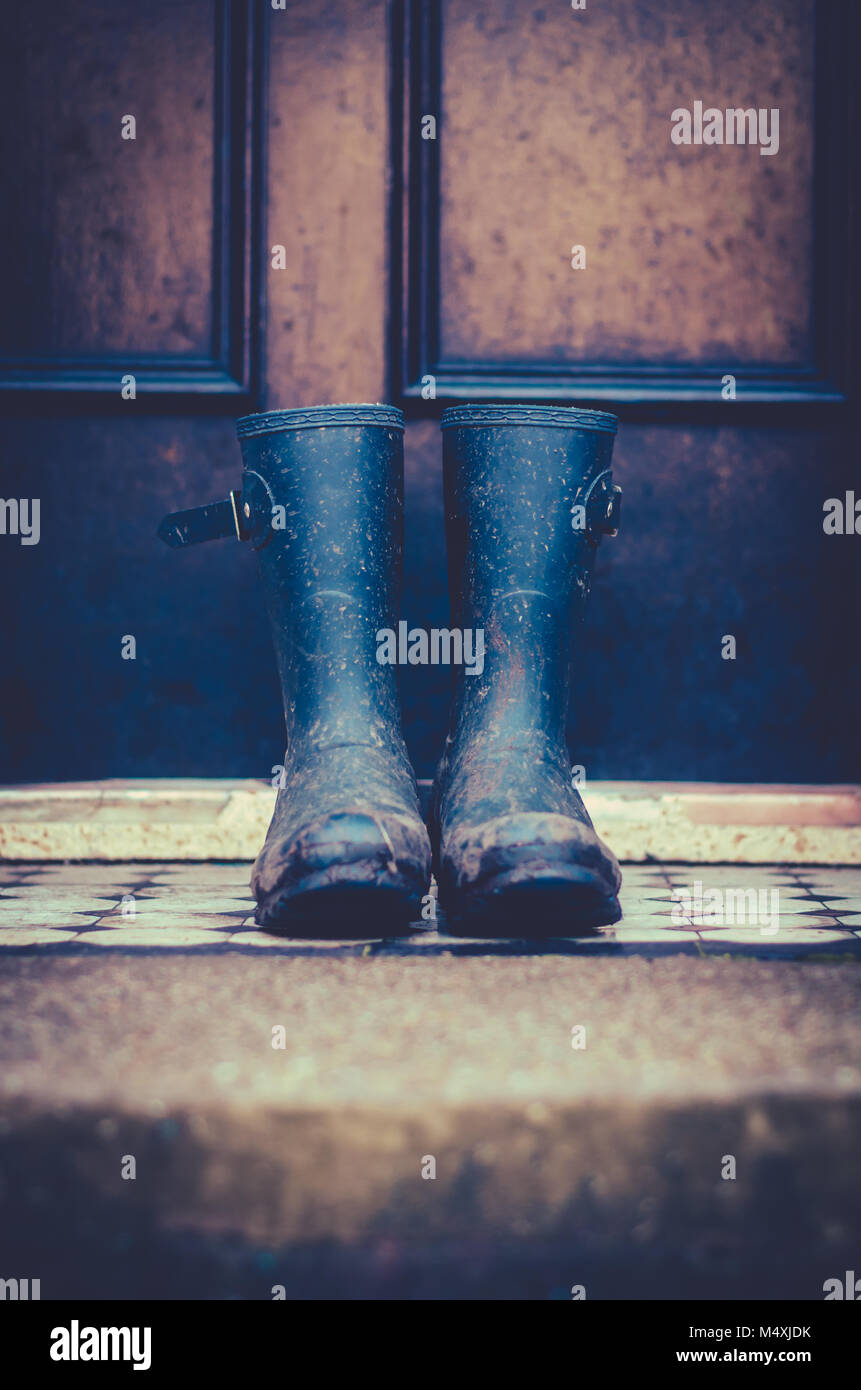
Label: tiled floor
xmin=0 ymin=862 xmax=860 ymax=955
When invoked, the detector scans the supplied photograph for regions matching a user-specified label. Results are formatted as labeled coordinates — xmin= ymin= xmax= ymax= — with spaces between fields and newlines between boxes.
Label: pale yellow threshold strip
xmin=0 ymin=781 xmax=858 ymax=864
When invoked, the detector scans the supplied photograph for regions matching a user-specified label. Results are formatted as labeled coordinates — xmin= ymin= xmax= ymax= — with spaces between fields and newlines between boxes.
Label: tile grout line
xmin=1 ymin=862 xmax=860 ymax=950
xmin=785 ymin=866 xmax=860 ymax=934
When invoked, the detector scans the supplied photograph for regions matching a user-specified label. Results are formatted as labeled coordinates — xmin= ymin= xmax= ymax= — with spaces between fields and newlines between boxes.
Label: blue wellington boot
xmin=429 ymin=405 xmax=623 ymax=936
xmin=159 ymin=405 xmax=432 ymax=936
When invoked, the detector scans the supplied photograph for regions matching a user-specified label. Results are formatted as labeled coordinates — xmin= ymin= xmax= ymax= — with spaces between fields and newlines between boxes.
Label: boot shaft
xmin=440 ymin=404 xmax=620 ymax=741
xmin=236 ymin=405 xmax=406 ymax=751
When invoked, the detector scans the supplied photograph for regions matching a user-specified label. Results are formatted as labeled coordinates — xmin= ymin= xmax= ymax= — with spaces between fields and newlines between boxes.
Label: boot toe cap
xmin=440 ymin=811 xmax=622 ymax=934
xmin=253 ymin=809 xmax=432 ymax=934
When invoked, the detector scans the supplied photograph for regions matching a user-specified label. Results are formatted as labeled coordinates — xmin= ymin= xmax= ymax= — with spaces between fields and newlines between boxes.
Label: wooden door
xmin=1 ymin=0 xmax=858 ymax=785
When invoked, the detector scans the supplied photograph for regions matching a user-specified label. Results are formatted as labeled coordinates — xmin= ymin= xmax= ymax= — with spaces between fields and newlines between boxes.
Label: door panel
xmin=438 ymin=0 xmax=815 ymax=366
xmin=398 ymin=0 xmax=853 ymax=401
xmin=0 ymin=0 xmax=259 ymax=395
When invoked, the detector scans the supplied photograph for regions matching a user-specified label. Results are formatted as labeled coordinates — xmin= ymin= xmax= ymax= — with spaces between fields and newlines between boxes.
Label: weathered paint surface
xmin=440 ymin=0 xmax=815 ymax=365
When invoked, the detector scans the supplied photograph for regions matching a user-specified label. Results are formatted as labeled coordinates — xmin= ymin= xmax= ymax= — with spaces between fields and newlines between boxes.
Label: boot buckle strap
xmin=578 ymin=469 xmax=622 ymax=542
xmin=157 ymin=490 xmax=249 ymax=548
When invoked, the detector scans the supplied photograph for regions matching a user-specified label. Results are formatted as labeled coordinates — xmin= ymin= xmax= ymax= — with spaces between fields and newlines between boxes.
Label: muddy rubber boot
xmin=429 ymin=405 xmax=623 ymax=937
xmin=158 ymin=404 xmax=431 ymax=935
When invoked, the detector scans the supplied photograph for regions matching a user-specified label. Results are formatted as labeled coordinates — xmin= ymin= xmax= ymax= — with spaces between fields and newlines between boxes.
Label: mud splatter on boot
xmin=160 ymin=405 xmax=431 ymax=936
xmin=430 ymin=405 xmax=622 ymax=937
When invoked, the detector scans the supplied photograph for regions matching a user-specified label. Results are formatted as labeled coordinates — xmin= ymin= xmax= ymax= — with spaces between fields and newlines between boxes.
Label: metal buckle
xmin=229 ymin=489 xmax=248 ymax=541
xmin=577 ymin=470 xmax=622 ymax=542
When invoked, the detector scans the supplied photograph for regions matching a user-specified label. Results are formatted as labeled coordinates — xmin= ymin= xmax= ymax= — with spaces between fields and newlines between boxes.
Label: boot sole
xmin=441 ymin=865 xmax=621 ymax=938
xmin=255 ymin=867 xmax=423 ymax=938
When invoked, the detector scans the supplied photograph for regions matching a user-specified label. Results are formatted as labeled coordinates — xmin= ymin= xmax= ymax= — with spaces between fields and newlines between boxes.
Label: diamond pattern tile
xmin=0 ymin=863 xmax=857 ymax=956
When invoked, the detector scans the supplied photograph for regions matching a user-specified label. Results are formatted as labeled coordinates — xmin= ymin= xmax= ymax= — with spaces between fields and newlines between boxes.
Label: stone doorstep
xmin=0 ymin=780 xmax=858 ymax=864
xmin=2 ymin=1093 xmax=859 ymax=1300
xmin=0 ymin=947 xmax=859 ymax=1299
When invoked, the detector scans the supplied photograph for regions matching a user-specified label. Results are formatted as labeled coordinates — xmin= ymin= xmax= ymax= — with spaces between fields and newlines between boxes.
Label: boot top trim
xmin=441 ymin=405 xmax=617 ymax=434
xmin=237 ymin=405 xmax=404 ymax=438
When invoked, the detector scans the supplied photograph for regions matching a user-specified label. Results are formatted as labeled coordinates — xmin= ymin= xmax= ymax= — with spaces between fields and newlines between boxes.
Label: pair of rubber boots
xmin=159 ymin=403 xmax=622 ymax=937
